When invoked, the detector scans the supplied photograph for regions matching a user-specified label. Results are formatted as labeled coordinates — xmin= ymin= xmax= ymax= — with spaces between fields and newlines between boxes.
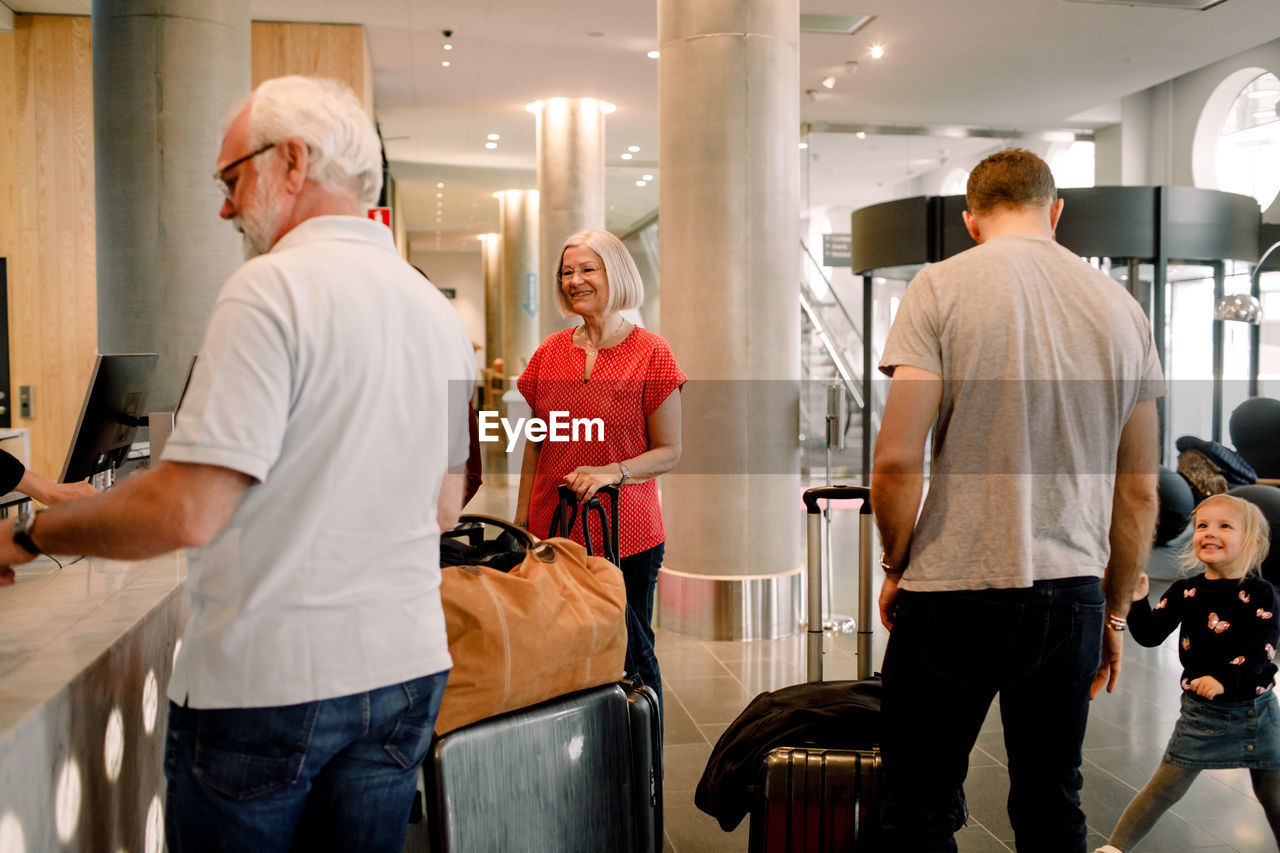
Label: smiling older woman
xmin=515 ymin=229 xmax=686 ymax=700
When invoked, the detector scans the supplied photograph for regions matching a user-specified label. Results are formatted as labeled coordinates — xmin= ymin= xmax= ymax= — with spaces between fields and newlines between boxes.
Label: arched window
xmin=1194 ymin=68 xmax=1280 ymax=210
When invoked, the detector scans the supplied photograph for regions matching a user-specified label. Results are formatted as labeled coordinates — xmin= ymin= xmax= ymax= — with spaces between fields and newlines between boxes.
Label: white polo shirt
xmin=163 ymin=216 xmax=474 ymax=708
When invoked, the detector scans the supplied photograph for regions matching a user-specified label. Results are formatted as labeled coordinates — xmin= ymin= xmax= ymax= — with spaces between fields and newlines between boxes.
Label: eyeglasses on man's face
xmin=213 ymin=142 xmax=278 ymax=200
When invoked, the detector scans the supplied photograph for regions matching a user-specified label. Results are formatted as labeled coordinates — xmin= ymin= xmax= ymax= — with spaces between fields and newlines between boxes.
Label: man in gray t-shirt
xmin=872 ymin=149 xmax=1163 ymax=852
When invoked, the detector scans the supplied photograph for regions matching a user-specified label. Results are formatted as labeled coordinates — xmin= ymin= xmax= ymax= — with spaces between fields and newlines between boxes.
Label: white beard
xmin=235 ymin=172 xmax=284 ymax=260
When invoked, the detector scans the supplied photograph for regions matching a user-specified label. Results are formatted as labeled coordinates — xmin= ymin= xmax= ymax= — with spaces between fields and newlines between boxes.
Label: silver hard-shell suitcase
xmin=419 ymin=681 xmax=661 ymax=852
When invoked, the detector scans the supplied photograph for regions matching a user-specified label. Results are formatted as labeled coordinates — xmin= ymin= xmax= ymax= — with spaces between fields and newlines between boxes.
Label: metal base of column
xmin=655 ymin=565 xmax=803 ymax=641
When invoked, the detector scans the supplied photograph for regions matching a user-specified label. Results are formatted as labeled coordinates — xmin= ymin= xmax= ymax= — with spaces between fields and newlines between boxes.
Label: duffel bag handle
xmin=457 ymin=514 xmax=539 ymax=550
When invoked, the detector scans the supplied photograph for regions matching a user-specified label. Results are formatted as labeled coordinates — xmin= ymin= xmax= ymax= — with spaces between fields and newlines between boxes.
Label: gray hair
xmin=247 ymin=76 xmax=383 ymax=206
xmin=554 ymin=229 xmax=644 ymax=317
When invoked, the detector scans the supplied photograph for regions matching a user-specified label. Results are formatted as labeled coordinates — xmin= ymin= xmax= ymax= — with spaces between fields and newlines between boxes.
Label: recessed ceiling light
xmin=821 ymin=76 xmax=836 ymax=89
xmin=620 ymin=153 xmax=633 ymax=160
xmin=799 ymin=142 xmax=809 ymax=149
xmin=642 ymin=174 xmax=653 ymax=181
xmin=487 ymin=133 xmax=500 ymax=140
xmin=441 ymin=60 xmax=451 ymax=67
xmin=647 ymin=50 xmax=660 ymax=59
xmin=437 ymin=182 xmax=444 ymax=188
xmin=869 ymin=43 xmax=884 ymax=60
xmin=856 ymin=131 xmax=867 ymax=140
xmin=443 ymin=43 xmax=453 ymax=51
xmin=485 ymin=142 xmax=498 ymax=149
xmin=627 ymin=145 xmax=640 ymax=152
xmin=635 ymin=180 xmax=646 ymax=187
xmin=436 ymin=192 xmax=443 ymax=198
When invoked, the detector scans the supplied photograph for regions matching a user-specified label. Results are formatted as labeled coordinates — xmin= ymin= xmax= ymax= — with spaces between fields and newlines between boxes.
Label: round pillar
xmin=656 ymin=0 xmax=802 ymax=639
xmin=479 ymin=232 xmax=502 ymax=371
xmin=92 ymin=0 xmax=251 ymax=407
xmin=499 ymin=190 xmax=540 ymax=373
xmin=530 ymin=98 xmax=607 ymax=339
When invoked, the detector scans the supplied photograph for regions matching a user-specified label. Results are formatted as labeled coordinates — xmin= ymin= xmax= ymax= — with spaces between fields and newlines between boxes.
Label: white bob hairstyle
xmin=554 ymin=229 xmax=645 ymax=318
xmin=245 ymin=76 xmax=383 ymax=207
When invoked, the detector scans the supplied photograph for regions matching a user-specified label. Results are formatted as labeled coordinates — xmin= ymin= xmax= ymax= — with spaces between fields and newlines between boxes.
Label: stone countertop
xmin=0 ymin=550 xmax=186 ymax=740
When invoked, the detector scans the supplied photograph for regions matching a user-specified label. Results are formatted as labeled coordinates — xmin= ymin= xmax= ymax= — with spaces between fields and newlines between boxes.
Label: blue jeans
xmin=620 ymin=543 xmax=664 ymax=709
xmin=163 ymin=671 xmax=448 ymax=853
xmin=881 ymin=577 xmax=1104 ymax=853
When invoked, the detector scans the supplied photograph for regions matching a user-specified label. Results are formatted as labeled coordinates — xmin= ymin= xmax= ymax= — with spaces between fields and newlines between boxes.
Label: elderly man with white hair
xmin=0 ymin=76 xmax=475 ymax=851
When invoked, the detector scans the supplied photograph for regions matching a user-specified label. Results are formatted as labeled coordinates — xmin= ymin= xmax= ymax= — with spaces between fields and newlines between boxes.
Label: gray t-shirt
xmin=879 ymin=234 xmax=1165 ymax=591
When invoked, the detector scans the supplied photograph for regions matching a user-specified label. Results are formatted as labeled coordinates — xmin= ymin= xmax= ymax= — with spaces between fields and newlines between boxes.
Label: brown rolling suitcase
xmin=747 ymin=485 xmax=882 ymax=853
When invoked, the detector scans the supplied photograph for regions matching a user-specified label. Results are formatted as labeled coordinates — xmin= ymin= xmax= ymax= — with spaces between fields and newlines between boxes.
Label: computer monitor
xmin=60 ymin=353 xmax=158 ymax=483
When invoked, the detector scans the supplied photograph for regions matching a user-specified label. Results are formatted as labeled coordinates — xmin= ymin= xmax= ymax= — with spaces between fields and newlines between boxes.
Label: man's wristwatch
xmin=12 ymin=509 xmax=44 ymax=557
xmin=617 ymin=462 xmax=630 ymax=487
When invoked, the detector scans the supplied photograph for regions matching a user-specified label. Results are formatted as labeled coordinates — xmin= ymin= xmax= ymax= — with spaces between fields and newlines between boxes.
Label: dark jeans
xmin=621 ymin=542 xmax=664 ymax=710
xmin=881 ymin=577 xmax=1104 ymax=853
xmin=163 ymin=671 xmax=448 ymax=853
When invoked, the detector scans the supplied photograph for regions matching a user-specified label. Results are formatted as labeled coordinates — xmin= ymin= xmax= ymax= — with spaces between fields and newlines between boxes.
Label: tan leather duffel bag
xmin=434 ymin=517 xmax=627 ymax=735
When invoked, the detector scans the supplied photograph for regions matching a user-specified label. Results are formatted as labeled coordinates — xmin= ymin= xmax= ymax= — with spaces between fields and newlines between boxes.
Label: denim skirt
xmin=1164 ymin=689 xmax=1280 ymax=769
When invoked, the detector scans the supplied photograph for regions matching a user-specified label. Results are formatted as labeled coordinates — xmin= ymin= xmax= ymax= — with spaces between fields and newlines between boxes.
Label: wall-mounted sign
xmin=368 ymin=207 xmax=392 ymax=228
xmin=822 ymin=233 xmax=852 ymax=267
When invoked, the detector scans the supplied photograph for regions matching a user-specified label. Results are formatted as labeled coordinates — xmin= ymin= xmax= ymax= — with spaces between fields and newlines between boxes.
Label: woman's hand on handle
xmin=563 ymin=464 xmax=621 ymax=502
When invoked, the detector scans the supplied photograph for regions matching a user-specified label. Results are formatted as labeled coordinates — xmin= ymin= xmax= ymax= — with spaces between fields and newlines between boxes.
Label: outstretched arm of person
xmin=0 ymin=461 xmax=253 ymax=584
xmin=871 ymin=365 xmax=942 ymax=631
xmin=16 ymin=469 xmax=98 ymax=506
xmin=1092 ymin=399 xmax=1161 ymax=699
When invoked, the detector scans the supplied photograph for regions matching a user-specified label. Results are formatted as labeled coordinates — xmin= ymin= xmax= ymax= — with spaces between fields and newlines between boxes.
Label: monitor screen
xmin=60 ymin=353 xmax=158 ymax=483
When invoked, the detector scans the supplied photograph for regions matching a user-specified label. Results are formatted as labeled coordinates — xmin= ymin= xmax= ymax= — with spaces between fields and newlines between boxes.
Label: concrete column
xmin=656 ymin=0 xmax=803 ymax=640
xmin=92 ymin=0 xmax=250 ymax=408
xmin=480 ymin=233 xmax=502 ymax=371
xmin=499 ymin=190 xmax=541 ymax=374
xmin=530 ymin=98 xmax=607 ymax=339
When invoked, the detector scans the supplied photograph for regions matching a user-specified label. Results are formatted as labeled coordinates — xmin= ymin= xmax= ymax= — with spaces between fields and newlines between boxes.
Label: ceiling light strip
xmin=804 ymin=121 xmax=1096 ymax=143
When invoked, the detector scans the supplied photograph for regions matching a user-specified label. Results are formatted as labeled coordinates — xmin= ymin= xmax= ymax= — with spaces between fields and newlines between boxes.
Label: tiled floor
xmin=467 ymin=473 xmax=1280 ymax=852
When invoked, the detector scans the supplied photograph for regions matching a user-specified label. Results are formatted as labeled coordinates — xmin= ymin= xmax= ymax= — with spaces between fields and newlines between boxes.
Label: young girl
xmin=1096 ymin=494 xmax=1278 ymax=852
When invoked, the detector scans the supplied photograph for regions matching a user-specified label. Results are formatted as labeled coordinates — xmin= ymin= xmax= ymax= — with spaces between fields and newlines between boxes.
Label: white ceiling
xmin=9 ymin=0 xmax=1280 ymax=252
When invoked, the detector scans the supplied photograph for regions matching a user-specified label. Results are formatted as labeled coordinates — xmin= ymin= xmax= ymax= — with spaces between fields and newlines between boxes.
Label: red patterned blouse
xmin=518 ymin=326 xmax=687 ymax=557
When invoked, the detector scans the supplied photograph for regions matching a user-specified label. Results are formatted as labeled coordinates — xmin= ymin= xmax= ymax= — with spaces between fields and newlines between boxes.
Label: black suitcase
xmin=748 ymin=485 xmax=882 ymax=853
xmin=419 ymin=681 xmax=662 ymax=853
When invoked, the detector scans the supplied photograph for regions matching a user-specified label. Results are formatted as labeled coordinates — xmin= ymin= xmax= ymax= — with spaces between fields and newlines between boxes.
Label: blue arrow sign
xmin=522 ymin=272 xmax=538 ymax=317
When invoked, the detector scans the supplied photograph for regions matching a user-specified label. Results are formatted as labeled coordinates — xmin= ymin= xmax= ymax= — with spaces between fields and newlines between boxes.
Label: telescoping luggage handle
xmin=802 ymin=485 xmax=873 ymax=683
xmin=552 ymin=484 xmax=620 ymax=565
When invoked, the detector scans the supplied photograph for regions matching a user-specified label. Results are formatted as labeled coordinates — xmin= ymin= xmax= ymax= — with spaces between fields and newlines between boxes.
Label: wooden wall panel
xmin=0 ymin=16 xmax=96 ymax=478
xmin=251 ymin=22 xmax=373 ymax=116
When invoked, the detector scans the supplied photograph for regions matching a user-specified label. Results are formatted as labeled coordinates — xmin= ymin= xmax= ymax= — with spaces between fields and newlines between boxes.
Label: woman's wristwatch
xmin=616 ymin=462 xmax=630 ymax=487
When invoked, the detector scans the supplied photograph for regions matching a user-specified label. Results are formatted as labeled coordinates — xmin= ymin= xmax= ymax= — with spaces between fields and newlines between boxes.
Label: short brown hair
xmin=965 ymin=149 xmax=1057 ymax=214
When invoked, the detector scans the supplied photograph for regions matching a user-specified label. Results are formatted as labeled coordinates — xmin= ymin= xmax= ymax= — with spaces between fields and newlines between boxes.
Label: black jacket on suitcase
xmin=695 ymin=677 xmax=882 ymax=831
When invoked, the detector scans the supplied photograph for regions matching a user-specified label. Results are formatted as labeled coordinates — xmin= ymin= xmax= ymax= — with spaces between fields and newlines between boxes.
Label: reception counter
xmin=0 ymin=550 xmax=187 ymax=852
